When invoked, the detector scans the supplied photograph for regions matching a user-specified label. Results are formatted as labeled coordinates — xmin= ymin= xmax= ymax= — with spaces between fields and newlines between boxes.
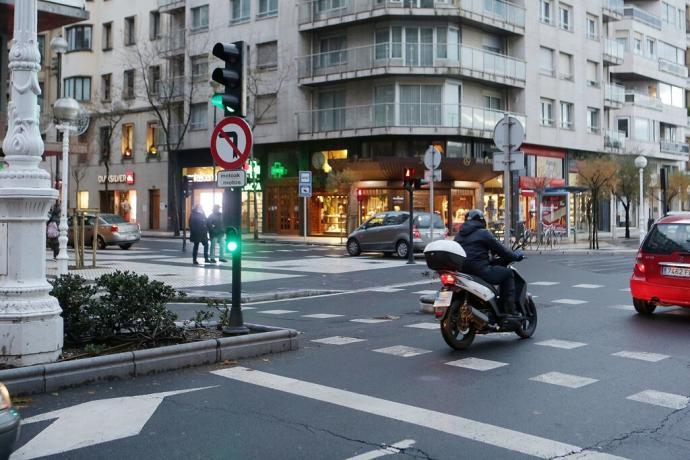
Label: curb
xmin=179 ymin=289 xmax=344 ymax=304
xmin=0 ymin=324 xmax=299 ymax=396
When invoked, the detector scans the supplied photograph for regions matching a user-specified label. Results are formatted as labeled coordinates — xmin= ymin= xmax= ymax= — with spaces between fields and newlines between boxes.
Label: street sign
xmin=217 ymin=170 xmax=247 ymax=188
xmin=424 ymin=170 xmax=442 ymax=182
xmin=492 ymin=116 xmax=525 ymax=154
xmin=210 ymin=116 xmax=253 ymax=170
xmin=492 ymin=152 xmax=525 ymax=172
xmin=299 ymin=184 xmax=312 ymax=197
xmin=299 ymin=171 xmax=312 ymax=184
xmin=423 ymin=146 xmax=442 ymax=170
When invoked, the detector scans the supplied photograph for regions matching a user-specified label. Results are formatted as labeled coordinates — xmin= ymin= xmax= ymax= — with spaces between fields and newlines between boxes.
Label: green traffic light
xmin=226 ymin=240 xmax=238 ymax=252
xmin=211 ymin=93 xmax=235 ymax=112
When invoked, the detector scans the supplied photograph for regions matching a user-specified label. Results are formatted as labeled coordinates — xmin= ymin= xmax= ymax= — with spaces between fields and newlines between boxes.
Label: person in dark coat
xmin=206 ymin=204 xmax=227 ymax=263
xmin=189 ymin=204 xmax=210 ymax=265
xmin=454 ymin=209 xmax=523 ymax=318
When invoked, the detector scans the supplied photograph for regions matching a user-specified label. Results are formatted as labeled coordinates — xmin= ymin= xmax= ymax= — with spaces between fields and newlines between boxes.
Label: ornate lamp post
xmin=634 ymin=155 xmax=648 ymax=244
xmin=0 ymin=0 xmax=63 ymax=365
xmin=49 ymin=35 xmax=68 ymax=186
xmin=53 ymin=98 xmax=80 ymax=275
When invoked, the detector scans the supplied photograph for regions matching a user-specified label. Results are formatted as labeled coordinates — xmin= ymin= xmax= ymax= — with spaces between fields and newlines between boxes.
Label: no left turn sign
xmin=210 ymin=116 xmax=253 ymax=170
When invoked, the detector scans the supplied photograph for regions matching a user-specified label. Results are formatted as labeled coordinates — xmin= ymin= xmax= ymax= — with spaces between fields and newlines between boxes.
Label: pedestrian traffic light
xmin=356 ymin=188 xmax=364 ymax=202
xmin=211 ymin=41 xmax=245 ymax=116
xmin=403 ymin=168 xmax=415 ymax=191
xmin=225 ymin=226 xmax=240 ymax=253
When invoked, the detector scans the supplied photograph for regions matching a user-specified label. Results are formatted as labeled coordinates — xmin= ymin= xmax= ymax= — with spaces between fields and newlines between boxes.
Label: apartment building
xmin=36 ymin=0 xmax=689 ymax=235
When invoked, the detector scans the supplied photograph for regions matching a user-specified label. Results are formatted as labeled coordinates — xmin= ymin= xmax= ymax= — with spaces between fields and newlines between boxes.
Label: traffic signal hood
xmin=211 ymin=41 xmax=245 ymax=116
xmin=225 ymin=226 xmax=240 ymax=253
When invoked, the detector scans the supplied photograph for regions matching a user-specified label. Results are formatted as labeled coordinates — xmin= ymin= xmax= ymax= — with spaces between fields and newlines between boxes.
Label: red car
xmin=630 ymin=213 xmax=690 ymax=314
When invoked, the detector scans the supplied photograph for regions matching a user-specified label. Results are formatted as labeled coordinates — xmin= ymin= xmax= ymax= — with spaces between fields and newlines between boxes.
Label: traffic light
xmin=403 ymin=168 xmax=415 ymax=191
xmin=356 ymin=188 xmax=364 ymax=202
xmin=182 ymin=175 xmax=192 ymax=198
xmin=211 ymin=41 xmax=246 ymax=116
xmin=225 ymin=226 xmax=240 ymax=253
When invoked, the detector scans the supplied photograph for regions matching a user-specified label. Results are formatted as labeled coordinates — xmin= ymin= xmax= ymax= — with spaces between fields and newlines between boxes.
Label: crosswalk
xmin=545 ymin=255 xmax=634 ymax=274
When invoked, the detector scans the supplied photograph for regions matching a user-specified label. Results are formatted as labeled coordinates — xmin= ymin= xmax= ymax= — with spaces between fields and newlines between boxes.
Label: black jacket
xmin=207 ymin=211 xmax=224 ymax=238
xmin=189 ymin=209 xmax=208 ymax=243
xmin=454 ymin=220 xmax=517 ymax=273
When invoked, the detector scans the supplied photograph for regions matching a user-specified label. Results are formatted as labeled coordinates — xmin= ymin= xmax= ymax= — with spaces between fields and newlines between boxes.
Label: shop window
xmin=121 ymin=123 xmax=134 ymax=159
xmin=311 ymin=195 xmax=348 ymax=235
xmin=146 ymin=122 xmax=159 ymax=158
xmin=77 ymin=191 xmax=89 ymax=209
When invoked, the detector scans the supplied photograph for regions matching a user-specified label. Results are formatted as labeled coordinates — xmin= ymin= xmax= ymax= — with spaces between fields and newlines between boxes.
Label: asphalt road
xmin=14 ymin=251 xmax=690 ymax=460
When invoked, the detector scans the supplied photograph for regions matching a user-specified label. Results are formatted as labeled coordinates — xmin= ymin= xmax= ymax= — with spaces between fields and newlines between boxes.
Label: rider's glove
xmin=514 ymin=250 xmax=524 ymax=261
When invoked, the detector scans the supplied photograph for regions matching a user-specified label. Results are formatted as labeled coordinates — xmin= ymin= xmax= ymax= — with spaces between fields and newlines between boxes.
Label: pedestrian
xmin=189 ymin=204 xmax=210 ymax=265
xmin=207 ymin=204 xmax=227 ymax=263
xmin=46 ymin=218 xmax=60 ymax=260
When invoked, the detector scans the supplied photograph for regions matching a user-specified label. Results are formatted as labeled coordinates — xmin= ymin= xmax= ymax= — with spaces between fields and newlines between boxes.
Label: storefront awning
xmin=330 ymin=158 xmax=498 ymax=183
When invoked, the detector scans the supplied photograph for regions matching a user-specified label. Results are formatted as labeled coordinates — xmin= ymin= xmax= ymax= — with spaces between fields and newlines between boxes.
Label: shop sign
xmin=98 ymin=173 xmax=136 ymax=184
xmin=271 ymin=162 xmax=287 ymax=178
xmin=190 ymin=173 xmax=215 ymax=183
xmin=519 ymin=176 xmax=565 ymax=190
xmin=125 ymin=171 xmax=135 ymax=185
xmin=392 ymin=195 xmax=405 ymax=204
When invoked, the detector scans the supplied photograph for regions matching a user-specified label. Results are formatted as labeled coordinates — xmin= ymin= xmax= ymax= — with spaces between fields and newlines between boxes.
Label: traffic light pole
xmin=407 ymin=187 xmax=415 ymax=265
xmin=224 ymin=187 xmax=248 ymax=335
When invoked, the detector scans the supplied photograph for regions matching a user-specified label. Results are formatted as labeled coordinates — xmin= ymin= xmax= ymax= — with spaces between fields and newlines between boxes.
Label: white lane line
xmin=620 ymin=288 xmax=631 ymax=292
xmin=345 ymin=439 xmax=416 ymax=460
xmin=610 ymin=305 xmax=635 ymax=311
xmin=368 ymin=287 xmax=404 ymax=293
xmin=611 ymin=351 xmax=670 ymax=362
xmin=212 ymin=367 xmax=626 ymax=460
xmin=530 ymin=372 xmax=598 ymax=389
xmin=404 ymin=322 xmax=438 ymax=330
xmin=573 ymin=284 xmax=604 ymax=289
xmin=551 ymin=299 xmax=588 ymax=305
xmin=373 ymin=346 xmax=432 ymax=358
xmin=446 ymin=358 xmax=508 ymax=371
xmin=302 ymin=314 xmax=345 ymax=319
xmin=627 ymin=390 xmax=689 ymax=410
xmin=536 ymin=339 xmax=587 ymax=350
xmin=413 ymin=290 xmax=438 ymax=295
xmin=351 ymin=319 xmax=392 ymax=324
xmin=311 ymin=336 xmax=366 ymax=345
xmin=260 ymin=310 xmax=298 ymax=315
xmin=532 ymin=281 xmax=560 ymax=286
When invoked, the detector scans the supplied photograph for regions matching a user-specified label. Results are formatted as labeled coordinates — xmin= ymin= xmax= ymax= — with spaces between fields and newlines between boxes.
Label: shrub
xmin=50 ymin=274 xmax=97 ymax=344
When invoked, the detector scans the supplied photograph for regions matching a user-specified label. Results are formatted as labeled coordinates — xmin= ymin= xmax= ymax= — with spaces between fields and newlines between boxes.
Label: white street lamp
xmin=53 ymin=97 xmax=80 ymax=275
xmin=634 ymin=155 xmax=648 ymax=244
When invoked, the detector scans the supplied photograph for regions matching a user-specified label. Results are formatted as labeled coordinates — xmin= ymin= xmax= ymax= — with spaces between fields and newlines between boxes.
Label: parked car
xmin=630 ymin=213 xmax=690 ymax=314
xmin=0 ymin=383 xmax=20 ymax=458
xmin=346 ymin=211 xmax=448 ymax=258
xmin=68 ymin=213 xmax=141 ymax=250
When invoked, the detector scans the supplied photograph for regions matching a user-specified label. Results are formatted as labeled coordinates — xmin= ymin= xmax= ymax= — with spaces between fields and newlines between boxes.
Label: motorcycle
xmin=423 ymin=236 xmax=537 ymax=350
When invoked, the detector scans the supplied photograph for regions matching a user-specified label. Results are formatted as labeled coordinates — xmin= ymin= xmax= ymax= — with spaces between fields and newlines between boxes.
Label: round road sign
xmin=492 ymin=115 xmax=524 ymax=154
xmin=210 ymin=116 xmax=253 ymax=169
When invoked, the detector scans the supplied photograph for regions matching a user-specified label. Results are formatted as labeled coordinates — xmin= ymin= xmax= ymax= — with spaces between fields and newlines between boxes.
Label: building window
xmin=64 ymin=77 xmax=91 ymax=101
xmin=646 ymin=38 xmax=656 ymax=58
xmin=540 ymin=0 xmax=552 ymax=24
xmin=190 ymin=103 xmax=208 ymax=131
xmin=319 ymin=36 xmax=346 ymax=67
xmin=374 ymin=85 xmax=395 ymax=125
xmin=586 ymin=60 xmax=599 ymax=87
xmin=658 ymin=82 xmax=685 ymax=108
xmin=318 ymin=90 xmax=346 ymax=131
xmin=99 ymin=126 xmax=111 ymax=158
xmin=66 ymin=25 xmax=92 ymax=51
xmin=124 ymin=16 xmax=136 ymax=46
xmin=257 ymin=0 xmax=278 ymax=18
xmin=255 ymin=94 xmax=278 ymax=123
xmin=617 ymin=118 xmax=629 ymax=138
xmin=101 ymin=74 xmax=111 ymax=101
xmin=150 ymin=11 xmax=161 ymax=40
xmin=191 ymin=55 xmax=208 ymax=81
xmin=146 ymin=122 xmax=159 ymax=157
xmin=559 ymin=4 xmax=572 ymax=31
xmin=560 ymin=102 xmax=573 ymax=129
xmin=123 ymin=69 xmax=135 ymax=99
xmin=634 ymin=118 xmax=652 ymax=142
xmin=400 ymin=85 xmax=442 ymax=126
xmin=558 ymin=52 xmax=573 ymax=80
xmin=121 ymin=123 xmax=134 ymax=159
xmin=102 ymin=22 xmax=112 ymax=50
xmin=148 ymin=65 xmax=161 ymax=95
xmin=586 ymin=108 xmax=600 ymax=133
xmin=586 ymin=15 xmax=597 ymax=39
xmin=37 ymin=35 xmax=45 ymax=65
xmin=633 ymin=33 xmax=643 ymax=55
xmin=540 ymin=98 xmax=554 ymax=126
xmin=483 ymin=95 xmax=502 ymax=110
xmin=257 ymin=41 xmax=278 ymax=69
xmin=539 ymin=46 xmax=555 ymax=76
xmin=191 ymin=5 xmax=209 ymax=31
xmin=231 ymin=0 xmax=250 ymax=23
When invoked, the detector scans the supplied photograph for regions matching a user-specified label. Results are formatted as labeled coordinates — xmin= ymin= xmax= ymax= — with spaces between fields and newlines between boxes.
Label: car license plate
xmin=434 ymin=290 xmax=452 ymax=308
xmin=662 ymin=266 xmax=690 ymax=278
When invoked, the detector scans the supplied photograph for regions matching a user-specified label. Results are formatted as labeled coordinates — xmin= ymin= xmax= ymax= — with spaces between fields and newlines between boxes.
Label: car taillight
xmin=440 ymin=273 xmax=456 ymax=286
xmin=634 ymin=254 xmax=645 ymax=276
xmin=413 ymin=225 xmax=421 ymax=239
xmin=111 ymin=224 xmax=119 ymax=233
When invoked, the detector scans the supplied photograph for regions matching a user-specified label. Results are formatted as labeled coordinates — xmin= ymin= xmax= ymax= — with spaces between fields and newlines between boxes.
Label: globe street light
xmin=634 ymin=155 xmax=648 ymax=244
xmin=53 ymin=97 xmax=80 ymax=275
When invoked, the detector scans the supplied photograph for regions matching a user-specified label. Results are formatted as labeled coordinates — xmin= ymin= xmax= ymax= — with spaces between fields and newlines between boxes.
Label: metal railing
xmin=160 ymin=29 xmax=185 ymax=53
xmin=602 ymin=0 xmax=624 ymax=16
xmin=604 ymin=130 xmax=625 ymax=149
xmin=459 ymin=0 xmax=525 ymax=29
xmin=298 ymin=0 xmax=456 ymax=25
xmin=604 ymin=83 xmax=625 ymax=104
xmin=660 ymin=140 xmax=690 ymax=155
xmin=624 ymin=92 xmax=663 ymax=111
xmin=297 ymin=43 xmax=526 ymax=84
xmin=658 ymin=59 xmax=688 ymax=78
xmin=153 ymin=76 xmax=185 ymax=99
xmin=623 ymin=6 xmax=662 ymax=29
xmin=296 ymin=103 xmax=526 ymax=135
xmin=603 ymin=38 xmax=624 ymax=61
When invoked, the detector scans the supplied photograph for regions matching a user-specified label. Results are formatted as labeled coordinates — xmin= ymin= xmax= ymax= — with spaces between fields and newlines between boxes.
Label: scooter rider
xmin=454 ymin=209 xmax=524 ymax=319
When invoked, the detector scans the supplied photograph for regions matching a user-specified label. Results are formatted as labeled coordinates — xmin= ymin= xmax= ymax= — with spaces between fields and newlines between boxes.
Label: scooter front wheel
xmin=515 ymin=296 xmax=538 ymax=339
xmin=440 ymin=299 xmax=475 ymax=350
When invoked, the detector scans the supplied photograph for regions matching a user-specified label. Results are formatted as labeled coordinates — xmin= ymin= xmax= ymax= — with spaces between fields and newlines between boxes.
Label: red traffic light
xmin=356 ymin=189 xmax=364 ymax=202
xmin=404 ymin=168 xmax=415 ymax=178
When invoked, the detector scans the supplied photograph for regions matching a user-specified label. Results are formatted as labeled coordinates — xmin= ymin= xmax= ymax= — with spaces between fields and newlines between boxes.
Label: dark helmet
xmin=465 ymin=209 xmax=486 ymax=227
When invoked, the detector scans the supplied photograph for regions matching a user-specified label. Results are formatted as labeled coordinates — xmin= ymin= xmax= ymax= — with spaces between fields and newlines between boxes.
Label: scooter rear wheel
xmin=441 ymin=299 xmax=475 ymax=350
xmin=515 ymin=296 xmax=538 ymax=339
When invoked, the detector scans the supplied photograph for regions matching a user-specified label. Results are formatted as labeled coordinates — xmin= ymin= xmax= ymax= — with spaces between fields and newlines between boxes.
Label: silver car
xmin=68 ymin=213 xmax=141 ymax=250
xmin=346 ymin=211 xmax=448 ymax=258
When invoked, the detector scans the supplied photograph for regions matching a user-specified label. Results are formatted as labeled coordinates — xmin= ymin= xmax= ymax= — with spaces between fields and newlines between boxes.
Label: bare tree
xmin=89 ymin=101 xmax=127 ymax=212
xmin=612 ymin=153 xmax=651 ymax=238
xmin=70 ymin=154 xmax=88 ymax=209
xmin=577 ymin=156 xmax=619 ymax=249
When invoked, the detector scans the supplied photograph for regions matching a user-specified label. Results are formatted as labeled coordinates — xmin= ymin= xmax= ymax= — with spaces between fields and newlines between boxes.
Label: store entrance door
xmin=149 ymin=189 xmax=160 ymax=230
xmin=266 ymin=185 xmax=299 ymax=234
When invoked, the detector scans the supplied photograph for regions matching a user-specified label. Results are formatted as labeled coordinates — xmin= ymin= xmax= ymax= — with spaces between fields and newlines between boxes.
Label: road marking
xmin=404 ymin=322 xmax=438 ymax=330
xmin=446 ymin=357 xmax=508 ymax=371
xmin=311 ymin=336 xmax=366 ymax=345
xmin=345 ymin=439 xmax=416 ymax=460
xmin=212 ymin=367 xmax=626 ymax=460
xmin=351 ymin=319 xmax=392 ymax=324
xmin=530 ymin=372 xmax=598 ymax=389
xmin=368 ymin=287 xmax=404 ymax=293
xmin=373 ymin=345 xmax=432 ymax=358
xmin=611 ymin=351 xmax=670 ymax=362
xmin=609 ymin=305 xmax=634 ymax=311
xmin=302 ymin=314 xmax=344 ymax=319
xmin=260 ymin=309 xmax=298 ymax=315
xmin=620 ymin=288 xmax=631 ymax=292
xmin=627 ymin=390 xmax=689 ymax=410
xmin=14 ymin=386 xmax=215 ymax=460
xmin=551 ymin=299 xmax=588 ymax=305
xmin=536 ymin=339 xmax=587 ymax=350
xmin=573 ymin=284 xmax=603 ymax=289
xmin=532 ymin=281 xmax=560 ymax=286
xmin=413 ymin=290 xmax=437 ymax=295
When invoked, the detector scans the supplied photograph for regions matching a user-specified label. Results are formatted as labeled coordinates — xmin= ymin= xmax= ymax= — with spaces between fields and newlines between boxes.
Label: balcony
xmin=660 ymin=140 xmax=690 ymax=155
xmin=603 ymin=39 xmax=624 ymax=65
xmin=623 ymin=6 xmax=661 ymax=30
xmin=458 ymin=0 xmax=525 ymax=34
xmin=296 ymin=103 xmax=525 ymax=140
xmin=160 ymin=29 xmax=185 ymax=55
xmin=604 ymin=130 xmax=625 ymax=151
xmin=158 ymin=0 xmax=185 ymax=12
xmin=297 ymin=43 xmax=526 ymax=87
xmin=659 ymin=59 xmax=688 ymax=78
xmin=604 ymin=83 xmax=624 ymax=107
xmin=624 ymin=92 xmax=663 ymax=111
xmin=153 ymin=76 xmax=185 ymax=99
xmin=602 ymin=0 xmax=623 ymax=21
